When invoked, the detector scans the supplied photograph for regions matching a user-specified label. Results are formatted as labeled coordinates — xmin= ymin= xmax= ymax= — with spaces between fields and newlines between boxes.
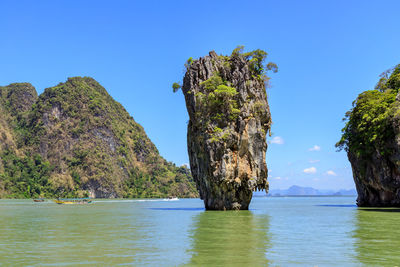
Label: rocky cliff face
xmin=348 ymin=146 xmax=400 ymax=207
xmin=180 ymin=48 xmax=276 ymax=210
xmin=0 ymin=77 xmax=198 ymax=198
xmin=337 ymin=65 xmax=400 ymax=206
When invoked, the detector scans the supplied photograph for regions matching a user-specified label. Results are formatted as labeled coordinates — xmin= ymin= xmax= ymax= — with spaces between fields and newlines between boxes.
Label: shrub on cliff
xmin=336 ymin=65 xmax=400 ymax=157
xmin=173 ymin=46 xmax=278 ymax=93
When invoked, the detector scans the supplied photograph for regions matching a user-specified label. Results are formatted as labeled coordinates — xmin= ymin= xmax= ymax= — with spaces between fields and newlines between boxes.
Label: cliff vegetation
xmin=0 ymin=77 xmax=197 ymax=198
xmin=336 ymin=65 xmax=400 ymax=156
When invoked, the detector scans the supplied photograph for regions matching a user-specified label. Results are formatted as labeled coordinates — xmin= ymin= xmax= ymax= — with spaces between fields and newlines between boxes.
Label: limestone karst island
xmin=0 ymin=78 xmax=197 ymax=199
xmin=0 ymin=47 xmax=278 ymax=211
xmin=3 ymin=48 xmax=400 ymax=212
xmin=173 ymin=47 xmax=277 ymax=210
xmin=4 ymin=1 xmax=400 ymax=266
xmin=337 ymin=65 xmax=400 ymax=207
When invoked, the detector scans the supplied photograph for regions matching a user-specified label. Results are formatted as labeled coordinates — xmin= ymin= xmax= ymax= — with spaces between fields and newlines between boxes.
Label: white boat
xmin=165 ymin=196 xmax=179 ymax=201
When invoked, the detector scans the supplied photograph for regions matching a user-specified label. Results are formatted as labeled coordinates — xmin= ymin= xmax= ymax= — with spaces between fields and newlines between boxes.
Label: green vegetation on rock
xmin=337 ymin=65 xmax=400 ymax=157
xmin=196 ymin=73 xmax=239 ymax=125
xmin=0 ymin=77 xmax=198 ymax=198
xmin=174 ymin=46 xmax=276 ymax=146
xmin=0 ymin=150 xmax=53 ymax=198
xmin=172 ymin=82 xmax=181 ymax=93
xmin=231 ymin=46 xmax=278 ymax=80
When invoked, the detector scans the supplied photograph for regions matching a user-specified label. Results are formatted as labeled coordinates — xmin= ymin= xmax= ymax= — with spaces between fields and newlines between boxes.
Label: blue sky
xmin=1 ymin=0 xmax=400 ymax=190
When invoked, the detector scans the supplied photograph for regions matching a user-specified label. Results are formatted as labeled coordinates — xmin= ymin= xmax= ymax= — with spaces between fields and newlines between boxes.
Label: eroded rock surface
xmin=181 ymin=49 xmax=275 ymax=210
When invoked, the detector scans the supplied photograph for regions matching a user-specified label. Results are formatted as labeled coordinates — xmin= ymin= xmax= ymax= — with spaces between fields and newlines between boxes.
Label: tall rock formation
xmin=177 ymin=47 xmax=277 ymax=210
xmin=0 ymin=77 xmax=198 ymax=198
xmin=337 ymin=65 xmax=400 ymax=206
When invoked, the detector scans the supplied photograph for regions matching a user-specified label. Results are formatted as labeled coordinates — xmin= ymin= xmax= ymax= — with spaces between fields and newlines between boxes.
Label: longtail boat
xmin=53 ymin=198 xmax=92 ymax=205
xmin=33 ymin=198 xmax=45 ymax=202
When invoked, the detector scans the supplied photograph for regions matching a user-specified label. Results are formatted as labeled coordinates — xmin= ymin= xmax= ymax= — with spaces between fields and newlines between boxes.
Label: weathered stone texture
xmin=182 ymin=51 xmax=271 ymax=210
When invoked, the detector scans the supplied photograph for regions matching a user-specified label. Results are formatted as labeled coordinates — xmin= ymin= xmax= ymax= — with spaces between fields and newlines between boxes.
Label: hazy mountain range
xmin=254 ymin=185 xmax=357 ymax=196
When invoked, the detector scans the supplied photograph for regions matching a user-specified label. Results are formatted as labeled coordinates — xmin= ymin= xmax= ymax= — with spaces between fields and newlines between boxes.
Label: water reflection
xmin=354 ymin=208 xmax=400 ymax=265
xmin=187 ymin=210 xmax=270 ymax=266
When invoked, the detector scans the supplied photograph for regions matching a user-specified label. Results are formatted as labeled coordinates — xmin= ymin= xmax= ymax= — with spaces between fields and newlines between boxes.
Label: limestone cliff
xmin=0 ymin=77 xmax=198 ymax=198
xmin=337 ymin=65 xmax=400 ymax=206
xmin=177 ymin=47 xmax=277 ymax=210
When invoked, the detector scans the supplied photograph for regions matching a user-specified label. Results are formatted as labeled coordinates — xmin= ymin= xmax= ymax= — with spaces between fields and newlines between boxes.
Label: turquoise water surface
xmin=0 ymin=196 xmax=399 ymax=266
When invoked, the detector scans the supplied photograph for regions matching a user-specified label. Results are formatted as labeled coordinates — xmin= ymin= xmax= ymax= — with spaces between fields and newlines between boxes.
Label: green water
xmin=0 ymin=197 xmax=399 ymax=266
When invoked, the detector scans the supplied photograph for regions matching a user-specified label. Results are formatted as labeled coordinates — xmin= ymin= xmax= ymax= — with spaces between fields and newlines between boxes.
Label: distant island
xmin=254 ymin=185 xmax=356 ymax=197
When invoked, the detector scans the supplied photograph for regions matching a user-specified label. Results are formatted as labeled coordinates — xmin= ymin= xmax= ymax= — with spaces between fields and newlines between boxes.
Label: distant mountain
xmin=287 ymin=185 xmax=319 ymax=195
xmin=335 ymin=189 xmax=358 ymax=196
xmin=258 ymin=185 xmax=357 ymax=196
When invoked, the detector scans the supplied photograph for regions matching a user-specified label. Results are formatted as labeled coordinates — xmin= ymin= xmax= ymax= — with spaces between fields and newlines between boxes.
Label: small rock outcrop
xmin=177 ymin=47 xmax=277 ymax=210
xmin=337 ymin=65 xmax=400 ymax=206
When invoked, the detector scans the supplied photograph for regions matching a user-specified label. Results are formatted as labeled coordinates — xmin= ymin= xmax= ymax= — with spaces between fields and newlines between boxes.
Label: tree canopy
xmin=336 ymin=65 xmax=400 ymax=157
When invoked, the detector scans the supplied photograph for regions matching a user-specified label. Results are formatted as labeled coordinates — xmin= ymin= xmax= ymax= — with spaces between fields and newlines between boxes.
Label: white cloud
xmin=326 ymin=170 xmax=337 ymax=176
xmin=308 ymin=145 xmax=321 ymax=151
xmin=303 ymin=167 xmax=317 ymax=174
xmin=309 ymin=159 xmax=320 ymax=163
xmin=272 ymin=176 xmax=288 ymax=180
xmin=270 ymin=136 xmax=284 ymax=145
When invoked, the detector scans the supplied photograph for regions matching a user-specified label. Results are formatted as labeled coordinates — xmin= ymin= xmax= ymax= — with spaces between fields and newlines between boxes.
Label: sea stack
xmin=177 ymin=47 xmax=277 ymax=210
xmin=337 ymin=65 xmax=400 ymax=206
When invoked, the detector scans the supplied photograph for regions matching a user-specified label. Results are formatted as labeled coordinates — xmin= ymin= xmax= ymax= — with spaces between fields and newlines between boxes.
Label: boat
xmin=166 ymin=196 xmax=179 ymax=201
xmin=53 ymin=198 xmax=93 ymax=205
xmin=33 ymin=198 xmax=45 ymax=202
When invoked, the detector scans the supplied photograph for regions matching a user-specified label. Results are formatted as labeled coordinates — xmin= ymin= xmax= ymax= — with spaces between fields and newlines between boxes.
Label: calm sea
xmin=0 ymin=196 xmax=399 ymax=266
